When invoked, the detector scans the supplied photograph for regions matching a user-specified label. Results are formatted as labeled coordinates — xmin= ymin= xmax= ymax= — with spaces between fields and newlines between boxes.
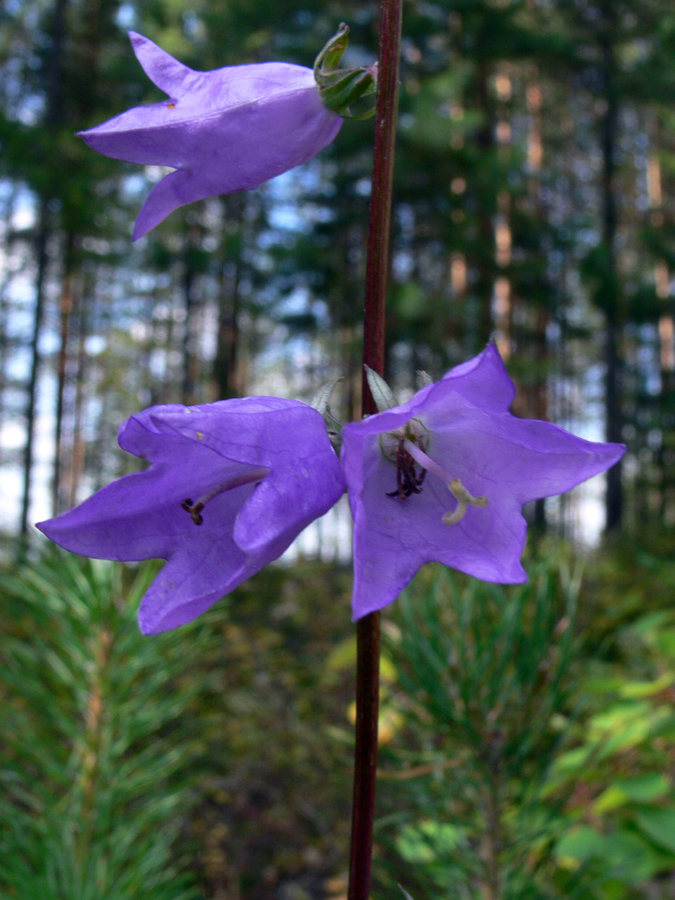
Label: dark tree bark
xmin=20 ymin=201 xmax=51 ymax=537
xmin=213 ymin=194 xmax=248 ymax=400
xmin=214 ymin=255 xmax=241 ymax=400
xmin=67 ymin=290 xmax=88 ymax=509
xmin=19 ymin=0 xmax=69 ymax=538
xmin=52 ymin=233 xmax=76 ymax=516
xmin=475 ymin=61 xmax=497 ymax=349
xmin=599 ymin=5 xmax=624 ymax=531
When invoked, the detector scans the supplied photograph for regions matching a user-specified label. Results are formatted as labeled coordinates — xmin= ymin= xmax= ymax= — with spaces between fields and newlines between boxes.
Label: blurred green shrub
xmin=0 ymin=548 xmax=206 ymax=900
xmin=375 ymin=543 xmax=675 ymax=900
xmin=374 ymin=550 xmax=581 ymax=899
xmin=0 ymin=549 xmax=356 ymax=900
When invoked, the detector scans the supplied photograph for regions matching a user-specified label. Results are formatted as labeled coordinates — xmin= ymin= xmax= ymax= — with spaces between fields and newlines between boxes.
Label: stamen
xmin=402 ymin=438 xmax=488 ymax=526
xmin=181 ymin=466 xmax=269 ymax=525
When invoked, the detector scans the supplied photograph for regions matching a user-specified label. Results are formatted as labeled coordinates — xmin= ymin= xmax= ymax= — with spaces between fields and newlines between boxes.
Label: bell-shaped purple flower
xmin=79 ymin=32 xmax=343 ymax=240
xmin=38 ymin=398 xmax=346 ymax=634
xmin=342 ymin=345 xmax=625 ymax=619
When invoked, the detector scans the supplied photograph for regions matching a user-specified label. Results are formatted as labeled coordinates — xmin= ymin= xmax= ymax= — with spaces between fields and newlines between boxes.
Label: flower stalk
xmin=348 ymin=1 xmax=403 ymax=898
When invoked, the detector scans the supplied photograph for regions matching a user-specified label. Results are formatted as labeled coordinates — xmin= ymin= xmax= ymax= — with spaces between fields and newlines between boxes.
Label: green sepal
xmin=365 ymin=365 xmax=398 ymax=412
xmin=314 ymin=23 xmax=377 ymax=120
xmin=314 ymin=22 xmax=350 ymax=75
xmin=310 ymin=377 xmax=342 ymax=416
xmin=310 ymin=378 xmax=343 ymax=452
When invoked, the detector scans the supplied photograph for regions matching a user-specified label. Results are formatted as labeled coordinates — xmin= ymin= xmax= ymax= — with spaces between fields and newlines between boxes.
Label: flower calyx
xmin=314 ymin=23 xmax=377 ymax=119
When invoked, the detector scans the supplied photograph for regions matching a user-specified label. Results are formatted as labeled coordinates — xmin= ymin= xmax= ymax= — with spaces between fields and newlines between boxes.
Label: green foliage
xmin=0 ymin=548 xmax=206 ymax=900
xmin=0 ymin=549 xmax=357 ymax=900
xmin=547 ymin=545 xmax=675 ymax=899
xmin=376 ymin=550 xmax=582 ymax=899
xmin=371 ymin=539 xmax=675 ymax=900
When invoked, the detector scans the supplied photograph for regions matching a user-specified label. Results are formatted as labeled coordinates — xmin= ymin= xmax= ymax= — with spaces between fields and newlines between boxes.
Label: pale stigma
xmin=181 ymin=466 xmax=269 ymax=525
xmin=403 ymin=438 xmax=488 ymax=526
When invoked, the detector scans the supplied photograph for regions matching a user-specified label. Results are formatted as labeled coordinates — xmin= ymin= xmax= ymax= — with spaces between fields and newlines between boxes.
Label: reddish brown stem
xmin=361 ymin=0 xmax=403 ymax=392
xmin=347 ymin=1 xmax=403 ymax=899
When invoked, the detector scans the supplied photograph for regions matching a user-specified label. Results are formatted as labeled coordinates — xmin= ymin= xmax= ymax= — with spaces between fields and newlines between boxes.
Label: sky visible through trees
xmin=2 ymin=0 xmax=675 ymax=546
xmin=4 ymin=4 xmax=675 ymax=900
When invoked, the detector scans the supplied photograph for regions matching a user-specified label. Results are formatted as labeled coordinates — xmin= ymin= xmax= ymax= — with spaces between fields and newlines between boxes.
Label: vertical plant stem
xmin=348 ymin=1 xmax=402 ymax=899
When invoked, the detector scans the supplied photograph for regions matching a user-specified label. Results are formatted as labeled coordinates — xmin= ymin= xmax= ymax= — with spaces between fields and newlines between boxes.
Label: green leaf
xmin=396 ymin=820 xmax=464 ymax=863
xmin=636 ymin=808 xmax=675 ymax=853
xmin=556 ymin=826 xmax=608 ymax=865
xmin=620 ymin=673 xmax=675 ymax=699
xmin=594 ymin=774 xmax=670 ymax=813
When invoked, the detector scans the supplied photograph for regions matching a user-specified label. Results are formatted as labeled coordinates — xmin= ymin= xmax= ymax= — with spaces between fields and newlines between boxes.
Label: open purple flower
xmin=342 ymin=345 xmax=625 ymax=619
xmin=38 ymin=397 xmax=346 ymax=634
xmin=79 ymin=32 xmax=343 ymax=240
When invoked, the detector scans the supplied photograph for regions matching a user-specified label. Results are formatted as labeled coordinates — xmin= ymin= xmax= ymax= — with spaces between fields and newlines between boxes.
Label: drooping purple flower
xmin=38 ymin=397 xmax=346 ymax=634
xmin=342 ymin=345 xmax=625 ymax=619
xmin=79 ymin=32 xmax=343 ymax=240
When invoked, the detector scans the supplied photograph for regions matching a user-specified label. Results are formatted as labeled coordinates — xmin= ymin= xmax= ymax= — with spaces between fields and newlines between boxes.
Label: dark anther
xmin=181 ymin=498 xmax=204 ymax=525
xmin=386 ymin=438 xmax=426 ymax=500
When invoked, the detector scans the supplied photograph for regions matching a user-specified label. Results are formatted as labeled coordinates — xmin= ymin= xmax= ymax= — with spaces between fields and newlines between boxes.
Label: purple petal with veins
xmin=38 ymin=397 xmax=346 ymax=634
xmin=341 ymin=344 xmax=625 ymax=619
xmin=78 ymin=32 xmax=342 ymax=239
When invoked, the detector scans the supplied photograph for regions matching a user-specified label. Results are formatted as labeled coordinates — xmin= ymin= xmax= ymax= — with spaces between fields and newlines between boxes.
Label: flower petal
xmin=79 ymin=34 xmax=343 ymax=238
xmin=78 ymin=107 xmax=192 ymax=167
xmin=37 ymin=420 xmax=254 ymax=561
xmin=342 ymin=345 xmax=625 ymax=619
xmin=427 ymin=408 xmax=625 ymax=504
xmin=152 ymin=398 xmax=347 ymax=550
xmin=133 ymin=170 xmax=197 ymax=240
xmin=40 ymin=396 xmax=345 ymax=633
xmin=435 ymin=342 xmax=516 ymax=412
xmin=129 ymin=31 xmax=194 ymax=95
xmin=344 ymin=426 xmax=528 ymax=618
xmin=136 ymin=494 xmax=260 ymax=634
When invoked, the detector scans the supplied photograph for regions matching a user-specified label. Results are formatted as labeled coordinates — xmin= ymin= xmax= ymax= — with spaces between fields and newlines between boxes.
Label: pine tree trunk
xmin=600 ymin=14 xmax=623 ymax=531
xmin=52 ymin=234 xmax=75 ymax=516
xmin=19 ymin=0 xmax=69 ymax=538
xmin=67 ymin=293 xmax=88 ymax=508
xmin=475 ymin=62 xmax=496 ymax=348
xmin=19 ymin=201 xmax=50 ymax=537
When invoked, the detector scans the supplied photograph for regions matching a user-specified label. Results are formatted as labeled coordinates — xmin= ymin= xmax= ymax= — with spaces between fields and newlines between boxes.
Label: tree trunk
xmin=475 ymin=62 xmax=496 ymax=349
xmin=20 ymin=201 xmax=51 ymax=537
xmin=599 ymin=12 xmax=623 ymax=531
xmin=52 ymin=233 xmax=76 ymax=516
xmin=19 ymin=0 xmax=69 ymax=538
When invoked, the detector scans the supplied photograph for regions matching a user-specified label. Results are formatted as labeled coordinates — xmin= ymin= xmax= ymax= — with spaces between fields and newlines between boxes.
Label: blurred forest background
xmin=3 ymin=0 xmax=675 ymax=898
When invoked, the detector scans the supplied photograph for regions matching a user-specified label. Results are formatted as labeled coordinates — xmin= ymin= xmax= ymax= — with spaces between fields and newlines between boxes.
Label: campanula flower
xmin=38 ymin=398 xmax=346 ymax=633
xmin=342 ymin=345 xmax=625 ymax=619
xmin=79 ymin=32 xmax=343 ymax=240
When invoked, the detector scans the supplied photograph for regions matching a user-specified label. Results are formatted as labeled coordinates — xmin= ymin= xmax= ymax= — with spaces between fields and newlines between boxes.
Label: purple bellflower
xmin=342 ymin=345 xmax=625 ymax=619
xmin=79 ymin=32 xmax=343 ymax=240
xmin=38 ymin=398 xmax=346 ymax=634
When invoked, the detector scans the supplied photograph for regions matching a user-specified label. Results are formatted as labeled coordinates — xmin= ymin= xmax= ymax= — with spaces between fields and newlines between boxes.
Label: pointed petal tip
xmin=131 ymin=221 xmax=147 ymax=242
xmin=128 ymin=31 xmax=151 ymax=52
xmin=137 ymin=613 xmax=159 ymax=635
xmin=588 ymin=440 xmax=626 ymax=474
xmin=77 ymin=128 xmax=97 ymax=145
xmin=35 ymin=517 xmax=60 ymax=543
